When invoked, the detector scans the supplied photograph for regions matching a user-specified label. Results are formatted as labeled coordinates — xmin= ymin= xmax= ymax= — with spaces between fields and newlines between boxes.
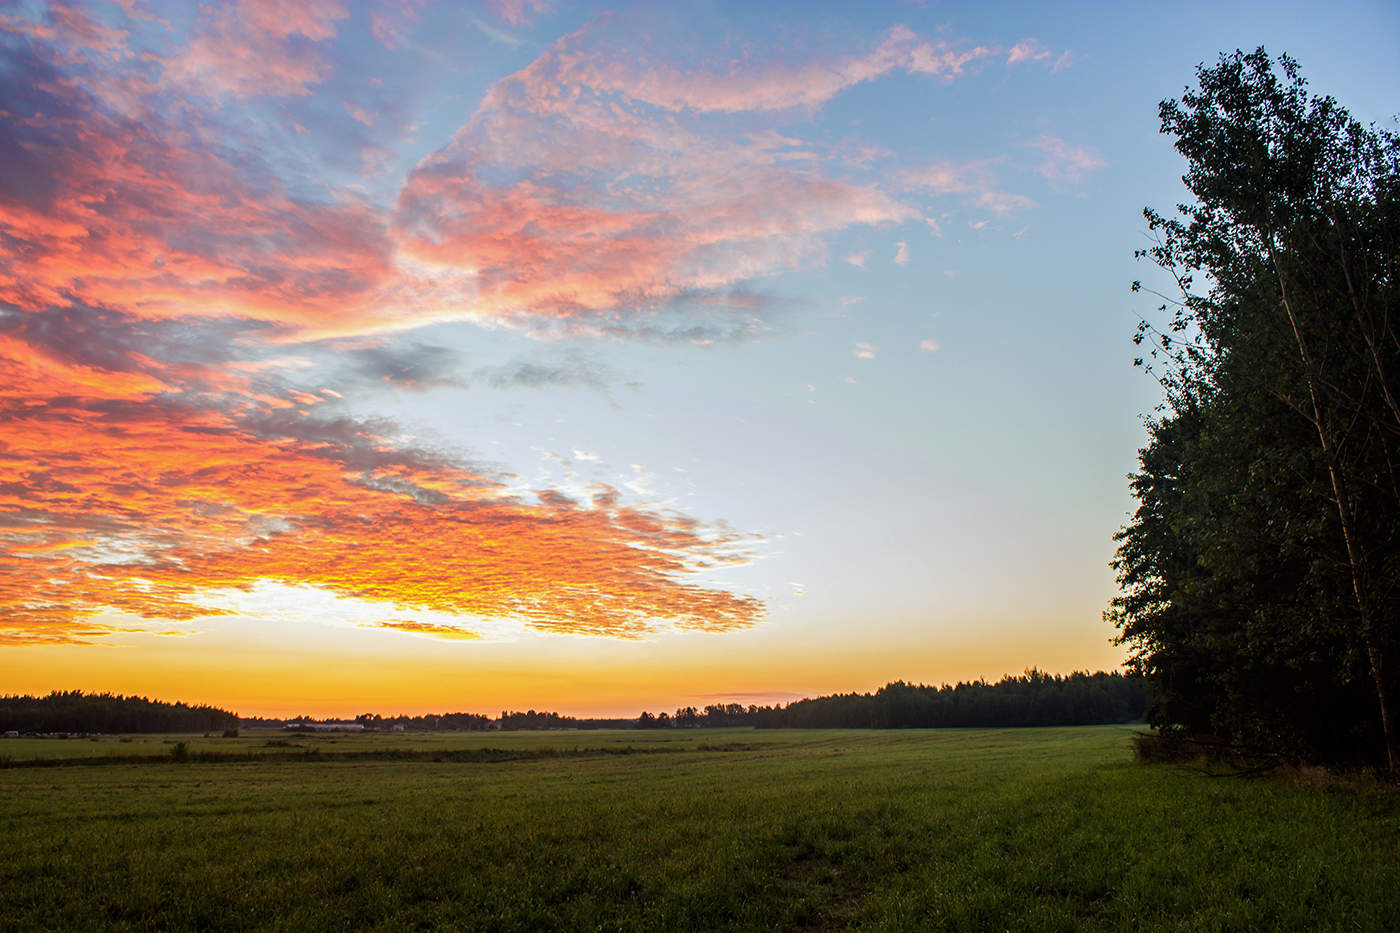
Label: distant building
xmin=283 ymin=722 xmax=365 ymax=732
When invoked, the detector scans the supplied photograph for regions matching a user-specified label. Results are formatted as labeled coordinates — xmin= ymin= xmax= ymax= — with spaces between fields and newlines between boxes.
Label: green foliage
xmin=1 ymin=727 xmax=1396 ymax=930
xmin=1112 ymin=49 xmax=1400 ymax=767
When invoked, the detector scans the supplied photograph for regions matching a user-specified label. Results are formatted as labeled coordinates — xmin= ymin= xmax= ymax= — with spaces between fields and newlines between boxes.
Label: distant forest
xmin=639 ymin=670 xmax=1149 ymax=730
xmin=3 ymin=671 xmax=1146 ymax=734
xmin=309 ymin=670 xmax=1147 ymax=732
xmin=756 ymin=670 xmax=1146 ymax=729
xmin=0 ymin=691 xmax=237 ymax=734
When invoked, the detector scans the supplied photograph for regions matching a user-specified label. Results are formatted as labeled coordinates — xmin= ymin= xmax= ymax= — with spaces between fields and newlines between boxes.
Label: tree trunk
xmin=1271 ymin=242 xmax=1398 ymax=773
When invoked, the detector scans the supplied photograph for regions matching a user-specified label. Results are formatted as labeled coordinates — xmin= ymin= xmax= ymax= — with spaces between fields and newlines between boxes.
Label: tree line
xmin=0 ymin=691 xmax=237 ymax=734
xmin=635 ymin=671 xmax=1148 ymax=729
xmin=1110 ymin=50 xmax=1399 ymax=769
xmin=4 ymin=673 xmax=1145 ymax=734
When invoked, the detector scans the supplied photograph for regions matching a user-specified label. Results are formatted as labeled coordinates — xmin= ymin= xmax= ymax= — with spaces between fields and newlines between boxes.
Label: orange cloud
xmin=0 ymin=386 xmax=763 ymax=645
xmin=372 ymin=619 xmax=482 ymax=640
xmin=1 ymin=8 xmax=1051 ymax=649
xmin=0 ymin=64 xmax=398 ymax=338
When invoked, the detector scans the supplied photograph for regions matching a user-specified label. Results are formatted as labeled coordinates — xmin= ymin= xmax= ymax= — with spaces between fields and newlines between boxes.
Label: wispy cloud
xmin=470 ymin=15 xmax=526 ymax=47
xmin=164 ymin=0 xmax=349 ymax=99
xmin=1006 ymin=38 xmax=1049 ymax=65
xmin=893 ymin=241 xmax=910 ymax=265
xmin=853 ymin=342 xmax=877 ymax=359
xmin=371 ymin=619 xmax=482 ymax=640
xmin=485 ymin=0 xmax=552 ymax=27
xmin=1007 ymin=38 xmax=1074 ymax=70
xmin=560 ymin=24 xmax=992 ymax=115
xmin=393 ymin=18 xmax=929 ymax=332
xmin=1024 ymin=135 xmax=1107 ymax=184
xmin=899 ymin=158 xmax=1035 ymax=214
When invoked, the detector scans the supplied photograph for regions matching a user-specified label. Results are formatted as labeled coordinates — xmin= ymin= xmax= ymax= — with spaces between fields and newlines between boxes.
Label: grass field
xmin=1 ymin=725 xmax=1396 ymax=931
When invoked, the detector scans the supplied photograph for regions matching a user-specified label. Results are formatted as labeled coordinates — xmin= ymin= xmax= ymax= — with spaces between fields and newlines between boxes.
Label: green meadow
xmin=1 ymin=726 xmax=1396 ymax=931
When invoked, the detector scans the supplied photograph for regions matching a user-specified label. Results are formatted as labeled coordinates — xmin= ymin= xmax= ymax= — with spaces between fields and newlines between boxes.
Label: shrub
xmin=1131 ymin=729 xmax=1196 ymax=763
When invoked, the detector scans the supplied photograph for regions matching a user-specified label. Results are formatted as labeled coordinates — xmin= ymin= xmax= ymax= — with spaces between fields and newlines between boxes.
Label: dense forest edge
xmin=0 ymin=691 xmax=237 ymax=734
xmin=1 ymin=670 xmax=1147 ymax=734
xmin=1109 ymin=49 xmax=1400 ymax=771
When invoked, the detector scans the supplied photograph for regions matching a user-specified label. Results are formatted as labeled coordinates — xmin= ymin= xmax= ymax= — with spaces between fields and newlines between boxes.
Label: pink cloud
xmin=1024 ymin=135 xmax=1107 ymax=184
xmin=2 ymin=2 xmax=129 ymax=57
xmin=3 ymin=6 xmax=1049 ymax=346
xmin=900 ymin=159 xmax=1035 ymax=214
xmin=369 ymin=1 xmax=428 ymax=48
xmin=1006 ymin=38 xmax=1050 ymax=65
xmin=164 ymin=0 xmax=348 ymax=98
xmin=551 ymin=24 xmax=991 ymax=115
xmin=345 ymin=100 xmax=376 ymax=126
xmin=0 ymin=72 xmax=398 ymax=338
xmin=1007 ymin=38 xmax=1077 ymax=71
xmin=394 ymin=20 xmax=922 ymax=330
xmin=484 ymin=0 xmax=552 ymax=27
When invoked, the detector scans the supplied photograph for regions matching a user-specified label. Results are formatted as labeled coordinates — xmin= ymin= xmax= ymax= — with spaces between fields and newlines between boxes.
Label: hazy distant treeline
xmin=339 ymin=710 xmax=632 ymax=731
xmin=0 ymin=691 xmax=237 ymax=734
xmin=777 ymin=671 xmax=1147 ymax=729
xmin=636 ymin=671 xmax=1149 ymax=730
xmin=497 ymin=710 xmax=635 ymax=730
xmin=6 ymin=672 xmax=1146 ymax=735
xmin=248 ymin=710 xmax=639 ymax=731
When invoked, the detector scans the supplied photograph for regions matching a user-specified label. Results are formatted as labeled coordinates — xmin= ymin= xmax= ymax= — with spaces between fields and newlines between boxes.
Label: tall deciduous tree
xmin=1111 ymin=49 xmax=1400 ymax=769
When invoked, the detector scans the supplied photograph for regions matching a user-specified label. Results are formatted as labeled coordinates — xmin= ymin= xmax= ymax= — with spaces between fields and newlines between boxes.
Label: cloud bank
xmin=0 ymin=3 xmax=1090 ymax=645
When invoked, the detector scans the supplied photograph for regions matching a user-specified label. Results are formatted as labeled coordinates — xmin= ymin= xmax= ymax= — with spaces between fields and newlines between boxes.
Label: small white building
xmin=284 ymin=721 xmax=365 ymax=732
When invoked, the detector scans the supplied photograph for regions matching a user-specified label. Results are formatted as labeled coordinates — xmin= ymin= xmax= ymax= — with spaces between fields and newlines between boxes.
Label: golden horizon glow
xmin=0 ymin=607 xmax=1125 ymax=719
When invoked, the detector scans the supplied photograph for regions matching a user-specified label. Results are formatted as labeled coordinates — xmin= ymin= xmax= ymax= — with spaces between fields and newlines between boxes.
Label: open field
xmin=1 ymin=725 xmax=1396 ymax=931
xmin=0 ymin=726 xmax=739 ymax=762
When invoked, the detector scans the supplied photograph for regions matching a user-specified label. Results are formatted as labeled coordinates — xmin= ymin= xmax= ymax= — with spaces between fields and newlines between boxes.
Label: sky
xmin=1 ymin=0 xmax=1397 ymax=718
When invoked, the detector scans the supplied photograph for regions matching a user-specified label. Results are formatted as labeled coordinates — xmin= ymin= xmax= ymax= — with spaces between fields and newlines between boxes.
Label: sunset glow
xmin=2 ymin=0 xmax=1395 ymax=716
